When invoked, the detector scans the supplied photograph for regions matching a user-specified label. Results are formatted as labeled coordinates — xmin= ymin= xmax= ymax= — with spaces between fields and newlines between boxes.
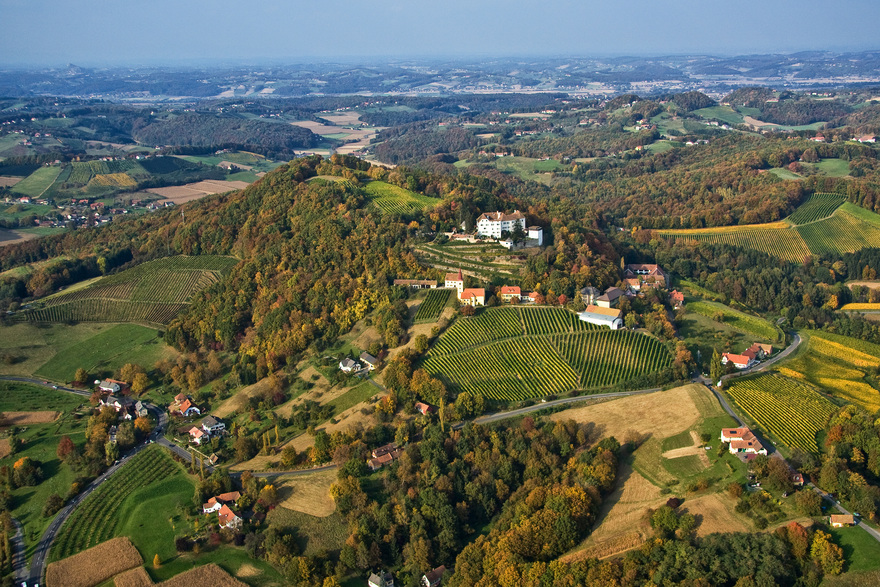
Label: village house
xmin=421 ymin=566 xmax=447 ymax=587
xmin=579 ymin=305 xmax=624 ymax=330
xmin=178 ymin=398 xmax=201 ymax=417
xmin=189 ymin=426 xmax=206 ymax=444
xmin=97 ymin=379 xmax=127 ymax=394
xmin=101 ymin=395 xmax=134 ymax=420
xmin=134 ymin=400 xmax=149 ymax=418
xmin=721 ymin=352 xmax=757 ymax=370
xmin=670 ymin=290 xmax=685 ymax=309
xmin=414 ymin=401 xmax=433 ymax=415
xmin=623 ymin=264 xmax=667 ymax=290
xmin=830 ymin=514 xmax=854 ymax=527
xmin=857 ymin=134 xmax=877 ymax=143
xmin=339 ymin=357 xmax=361 ymax=373
xmin=201 ymin=415 xmax=225 ymax=436
xmin=217 ymin=504 xmax=243 ymax=529
xmin=203 ymin=491 xmax=241 ymax=513
xmin=444 ymin=269 xmax=464 ymax=292
xmin=524 ymin=291 xmax=540 ymax=304
xmin=721 ymin=427 xmax=767 ymax=456
xmin=499 ymin=285 xmax=521 ymax=303
xmin=476 ymin=210 xmax=526 ymax=239
xmin=359 ymin=352 xmax=379 ymax=371
xmin=368 ymin=443 xmax=402 ymax=471
xmin=368 ymin=571 xmax=395 ymax=587
xmin=595 ymin=287 xmax=624 ymax=309
xmin=459 ymin=288 xmax=486 ymax=307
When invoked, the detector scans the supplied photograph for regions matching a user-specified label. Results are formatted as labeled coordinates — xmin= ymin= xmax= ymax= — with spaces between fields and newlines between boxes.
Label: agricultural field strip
xmin=687 ymin=301 xmax=778 ymax=340
xmin=553 ymin=331 xmax=671 ymax=389
xmin=415 ymin=247 xmax=517 ymax=274
xmin=418 ymin=244 xmax=519 ymax=268
xmin=785 ymin=193 xmax=845 ymax=225
xmin=414 ymin=289 xmax=450 ymax=323
xmin=50 ymin=447 xmax=179 ymax=560
xmin=725 ymin=374 xmax=837 ymax=453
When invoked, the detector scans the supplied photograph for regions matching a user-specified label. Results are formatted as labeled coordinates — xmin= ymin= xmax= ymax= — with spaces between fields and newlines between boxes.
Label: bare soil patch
xmin=234 ymin=563 xmax=261 ymax=579
xmin=114 ymin=566 xmax=154 ymax=587
xmin=0 ymin=176 xmax=23 ymax=187
xmin=743 ymin=115 xmax=780 ymax=128
xmin=0 ymin=228 xmax=39 ymax=247
xmin=0 ymin=439 xmax=11 ymax=459
xmin=277 ymin=468 xmax=337 ymax=517
xmin=847 ymin=281 xmax=880 ymax=289
xmin=661 ymin=430 xmax=711 ymax=467
xmin=47 ymin=536 xmax=142 ymax=587
xmin=1 ymin=410 xmax=58 ymax=426
xmin=550 ymin=384 xmax=704 ymax=439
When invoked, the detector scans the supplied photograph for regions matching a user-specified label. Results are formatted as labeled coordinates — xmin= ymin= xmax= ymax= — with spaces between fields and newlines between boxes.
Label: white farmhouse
xmin=476 ymin=210 xmax=526 ymax=239
xmin=578 ymin=305 xmax=624 ymax=330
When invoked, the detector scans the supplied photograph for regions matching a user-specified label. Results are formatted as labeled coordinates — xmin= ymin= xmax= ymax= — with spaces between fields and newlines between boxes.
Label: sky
xmin=1 ymin=0 xmax=879 ymax=67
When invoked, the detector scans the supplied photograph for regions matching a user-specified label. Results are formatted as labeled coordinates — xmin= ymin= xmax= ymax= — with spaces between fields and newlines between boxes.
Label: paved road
xmin=11 ymin=518 xmax=26 ymax=583
xmin=808 ymin=483 xmax=880 ymax=543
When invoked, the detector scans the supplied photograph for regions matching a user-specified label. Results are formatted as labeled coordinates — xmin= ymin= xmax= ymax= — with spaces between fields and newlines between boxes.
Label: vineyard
xmin=88 ymin=172 xmax=137 ymax=188
xmin=778 ymin=331 xmax=880 ymax=412
xmin=414 ymin=289 xmax=450 ymax=323
xmin=363 ymin=180 xmax=439 ymax=214
xmin=50 ymin=446 xmax=182 ymax=560
xmin=658 ymin=202 xmax=880 ymax=262
xmin=785 ymin=193 xmax=845 ymax=225
xmin=725 ymin=374 xmax=837 ymax=452
xmin=554 ymin=330 xmax=672 ymax=388
xmin=423 ymin=307 xmax=672 ymax=400
xmin=20 ymin=255 xmax=238 ymax=327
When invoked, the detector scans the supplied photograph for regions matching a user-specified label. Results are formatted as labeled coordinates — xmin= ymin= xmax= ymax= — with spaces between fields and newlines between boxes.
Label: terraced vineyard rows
xmin=554 ymin=330 xmax=672 ymax=388
xmin=51 ymin=446 xmax=181 ymax=560
xmin=521 ymin=306 xmax=596 ymax=334
xmin=431 ymin=308 xmax=524 ymax=354
xmin=20 ymin=255 xmax=238 ymax=326
xmin=414 ymin=289 xmax=450 ymax=323
xmin=423 ymin=336 xmax=580 ymax=399
xmin=725 ymin=374 xmax=837 ymax=452
xmin=785 ymin=193 xmax=845 ymax=225
xmin=659 ymin=226 xmax=811 ymax=263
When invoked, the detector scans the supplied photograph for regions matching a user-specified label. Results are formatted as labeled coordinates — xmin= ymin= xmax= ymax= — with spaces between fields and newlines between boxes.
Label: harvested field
xmin=682 ymin=493 xmax=750 ymax=536
xmin=277 ymin=468 xmax=337 ymax=517
xmin=213 ymin=378 xmax=273 ymax=418
xmin=550 ymin=384 xmax=704 ymax=439
xmin=1 ymin=410 xmax=58 ymax=425
xmin=114 ymin=566 xmax=154 ymax=587
xmin=0 ymin=176 xmax=22 ymax=187
xmin=0 ymin=227 xmax=40 ymax=246
xmin=47 ymin=536 xmax=142 ymax=587
xmin=0 ymin=438 xmax=10 ymax=459
xmin=318 ymin=112 xmax=363 ymax=126
xmin=158 ymin=564 xmax=247 ymax=587
xmin=146 ymin=180 xmax=250 ymax=203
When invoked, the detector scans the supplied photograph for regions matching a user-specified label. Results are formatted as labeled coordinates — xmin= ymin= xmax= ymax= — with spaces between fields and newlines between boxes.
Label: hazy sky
xmin=2 ymin=0 xmax=879 ymax=66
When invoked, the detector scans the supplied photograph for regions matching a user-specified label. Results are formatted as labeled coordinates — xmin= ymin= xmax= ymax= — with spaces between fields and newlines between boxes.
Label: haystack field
xmin=47 ymin=536 xmax=142 ymax=587
xmin=158 ymin=564 xmax=247 ymax=587
xmin=114 ymin=566 xmax=154 ymax=587
xmin=277 ymin=468 xmax=337 ymax=517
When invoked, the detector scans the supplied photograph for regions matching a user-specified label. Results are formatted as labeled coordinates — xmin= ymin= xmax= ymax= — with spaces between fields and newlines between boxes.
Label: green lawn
xmin=11 ymin=166 xmax=62 ymax=197
xmin=768 ymin=167 xmax=803 ymax=180
xmin=662 ymin=454 xmax=706 ymax=478
xmin=151 ymin=547 xmax=284 ymax=586
xmin=693 ymin=106 xmax=745 ymax=126
xmin=828 ymin=525 xmax=880 ymax=573
xmin=661 ymin=429 xmax=695 ymax=452
xmin=813 ymin=158 xmax=851 ymax=178
xmin=687 ymin=300 xmax=780 ymax=342
xmin=118 ymin=475 xmax=195 ymax=566
xmin=647 ymin=141 xmax=680 ymax=154
xmin=35 ymin=323 xmax=173 ymax=382
xmin=327 ymin=380 xmax=379 ymax=415
xmin=226 ymin=171 xmax=258 ymax=183
xmin=0 ymin=203 xmax=53 ymax=220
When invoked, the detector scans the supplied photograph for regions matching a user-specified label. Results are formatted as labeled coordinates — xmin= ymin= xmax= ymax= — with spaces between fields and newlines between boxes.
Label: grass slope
xmin=687 ymin=300 xmax=779 ymax=341
xmin=363 ymin=180 xmax=439 ymax=214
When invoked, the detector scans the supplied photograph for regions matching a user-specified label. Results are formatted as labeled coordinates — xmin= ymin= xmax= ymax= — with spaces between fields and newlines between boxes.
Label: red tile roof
xmin=500 ymin=285 xmax=521 ymax=295
xmin=478 ymin=210 xmax=525 ymax=222
xmin=460 ymin=288 xmax=485 ymax=300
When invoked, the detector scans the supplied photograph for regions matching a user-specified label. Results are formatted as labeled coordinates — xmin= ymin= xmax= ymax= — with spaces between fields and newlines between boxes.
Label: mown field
xmin=657 ymin=200 xmax=880 ymax=262
xmin=363 ymin=180 xmax=439 ymax=214
xmin=776 ymin=331 xmax=880 ymax=412
xmin=687 ymin=300 xmax=780 ymax=341
xmin=724 ymin=373 xmax=838 ymax=453
xmin=422 ymin=307 xmax=672 ymax=400
xmin=19 ymin=255 xmax=238 ymax=327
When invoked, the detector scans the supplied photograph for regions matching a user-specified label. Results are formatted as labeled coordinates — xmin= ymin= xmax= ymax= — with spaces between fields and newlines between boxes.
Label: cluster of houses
xmin=188 ymin=415 xmax=226 ymax=445
xmin=367 ymin=442 xmax=402 ymax=472
xmin=95 ymin=379 xmax=149 ymax=421
xmin=722 ymin=343 xmax=773 ymax=370
xmin=575 ymin=264 xmax=671 ymax=330
xmin=202 ymin=490 xmax=243 ymax=529
xmin=339 ymin=352 xmax=379 ymax=373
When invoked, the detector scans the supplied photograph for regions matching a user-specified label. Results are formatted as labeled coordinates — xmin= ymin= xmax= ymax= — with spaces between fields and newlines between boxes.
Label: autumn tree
xmin=131 ymin=372 xmax=149 ymax=395
xmin=74 ymin=368 xmax=88 ymax=385
xmin=56 ymin=436 xmax=75 ymax=461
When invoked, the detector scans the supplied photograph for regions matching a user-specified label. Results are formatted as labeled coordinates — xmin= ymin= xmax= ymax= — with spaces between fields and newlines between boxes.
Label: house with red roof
xmin=203 ymin=491 xmax=241 ymax=513
xmin=623 ymin=264 xmax=667 ymax=290
xmin=444 ymin=269 xmax=464 ymax=293
xmin=670 ymin=290 xmax=685 ymax=309
xmin=721 ymin=352 xmax=756 ymax=370
xmin=189 ymin=426 xmax=206 ymax=444
xmin=499 ymin=285 xmax=521 ymax=302
xmin=217 ymin=504 xmax=242 ymax=529
xmin=720 ymin=427 xmax=767 ymax=455
xmin=459 ymin=288 xmax=485 ymax=307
